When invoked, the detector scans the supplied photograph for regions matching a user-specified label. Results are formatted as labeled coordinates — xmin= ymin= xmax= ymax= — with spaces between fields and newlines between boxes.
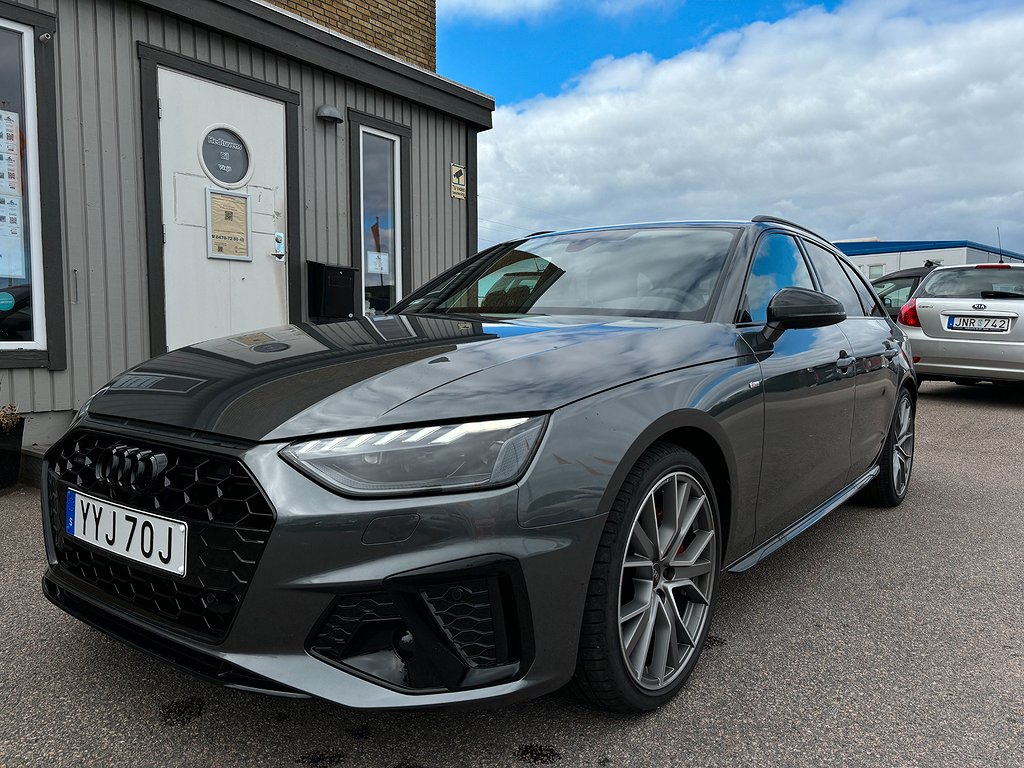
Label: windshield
xmin=917 ymin=268 xmax=1024 ymax=299
xmin=396 ymin=227 xmax=738 ymax=320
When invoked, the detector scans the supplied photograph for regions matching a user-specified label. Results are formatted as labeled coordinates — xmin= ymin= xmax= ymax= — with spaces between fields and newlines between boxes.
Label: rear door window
xmin=802 ymin=240 xmax=864 ymax=317
xmin=839 ymin=259 xmax=887 ymax=317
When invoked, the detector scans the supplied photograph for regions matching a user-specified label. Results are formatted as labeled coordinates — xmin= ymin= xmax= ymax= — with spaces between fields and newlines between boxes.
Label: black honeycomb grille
xmin=308 ymin=592 xmax=402 ymax=664
xmin=309 ymin=580 xmax=502 ymax=671
xmin=46 ymin=429 xmax=274 ymax=642
xmin=422 ymin=580 xmax=498 ymax=667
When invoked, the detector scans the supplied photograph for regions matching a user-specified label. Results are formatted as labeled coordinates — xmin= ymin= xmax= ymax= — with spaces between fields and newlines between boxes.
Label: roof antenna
xmin=997 ymin=226 xmax=1005 ymax=263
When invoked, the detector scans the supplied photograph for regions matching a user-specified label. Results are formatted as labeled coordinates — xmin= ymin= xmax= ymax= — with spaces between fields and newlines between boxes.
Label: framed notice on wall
xmin=206 ymin=188 xmax=252 ymax=261
xmin=0 ymin=109 xmax=27 ymax=279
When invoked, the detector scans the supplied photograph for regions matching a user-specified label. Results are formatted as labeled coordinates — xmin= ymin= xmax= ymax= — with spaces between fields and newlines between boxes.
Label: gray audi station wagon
xmin=42 ymin=216 xmax=916 ymax=712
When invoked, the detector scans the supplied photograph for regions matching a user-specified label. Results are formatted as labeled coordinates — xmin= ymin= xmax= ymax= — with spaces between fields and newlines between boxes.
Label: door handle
xmin=836 ymin=354 xmax=856 ymax=370
xmin=881 ymin=343 xmax=899 ymax=359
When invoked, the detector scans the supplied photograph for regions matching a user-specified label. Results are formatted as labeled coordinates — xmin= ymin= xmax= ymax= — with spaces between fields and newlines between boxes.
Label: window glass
xmin=0 ymin=21 xmax=36 ymax=344
xmin=361 ymin=130 xmax=400 ymax=315
xmin=873 ymin=276 xmax=916 ymax=312
xmin=868 ymin=264 xmax=885 ymax=279
xmin=741 ymin=234 xmax=814 ymax=324
xmin=401 ymin=227 xmax=737 ymax=320
xmin=839 ymin=258 xmax=886 ymax=317
xmin=917 ymin=268 xmax=1024 ymax=299
xmin=803 ymin=240 xmax=863 ymax=316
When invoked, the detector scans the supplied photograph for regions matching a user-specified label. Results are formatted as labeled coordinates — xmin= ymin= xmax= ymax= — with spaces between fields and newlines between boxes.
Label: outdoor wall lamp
xmin=316 ymin=104 xmax=344 ymax=124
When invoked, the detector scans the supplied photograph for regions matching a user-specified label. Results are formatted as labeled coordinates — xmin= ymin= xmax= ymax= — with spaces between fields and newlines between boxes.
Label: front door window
xmin=360 ymin=128 xmax=401 ymax=314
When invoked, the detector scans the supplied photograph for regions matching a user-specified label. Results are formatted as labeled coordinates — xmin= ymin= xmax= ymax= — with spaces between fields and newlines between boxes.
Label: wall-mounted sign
xmin=206 ymin=189 xmax=252 ymax=261
xmin=201 ymin=127 xmax=250 ymax=186
xmin=0 ymin=110 xmax=27 ymax=280
xmin=451 ymin=163 xmax=466 ymax=200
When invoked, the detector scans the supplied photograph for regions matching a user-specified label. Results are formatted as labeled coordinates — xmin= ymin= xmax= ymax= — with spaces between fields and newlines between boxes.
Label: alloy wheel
xmin=617 ymin=471 xmax=716 ymax=691
xmin=892 ymin=395 xmax=915 ymax=496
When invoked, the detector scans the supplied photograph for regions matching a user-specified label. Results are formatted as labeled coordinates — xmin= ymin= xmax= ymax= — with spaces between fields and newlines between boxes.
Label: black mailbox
xmin=307 ymin=261 xmax=357 ymax=322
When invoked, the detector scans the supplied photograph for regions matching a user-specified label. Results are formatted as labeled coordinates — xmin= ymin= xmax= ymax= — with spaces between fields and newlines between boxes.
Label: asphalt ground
xmin=1 ymin=381 xmax=1022 ymax=768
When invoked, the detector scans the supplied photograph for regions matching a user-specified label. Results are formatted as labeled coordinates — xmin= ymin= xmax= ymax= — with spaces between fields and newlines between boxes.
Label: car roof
xmin=524 ymin=216 xmax=829 ymax=243
xmin=872 ymin=266 xmax=934 ymax=282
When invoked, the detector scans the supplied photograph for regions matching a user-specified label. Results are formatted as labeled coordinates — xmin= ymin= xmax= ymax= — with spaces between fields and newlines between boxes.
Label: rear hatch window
xmin=918 ymin=268 xmax=1024 ymax=300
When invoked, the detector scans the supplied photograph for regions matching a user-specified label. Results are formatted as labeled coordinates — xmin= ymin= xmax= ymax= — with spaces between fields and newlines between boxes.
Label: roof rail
xmin=751 ymin=215 xmax=829 ymax=243
xmin=527 ymin=230 xmax=554 ymax=237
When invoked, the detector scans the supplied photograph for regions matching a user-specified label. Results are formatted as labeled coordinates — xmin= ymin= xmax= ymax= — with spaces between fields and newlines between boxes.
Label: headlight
xmin=280 ymin=416 xmax=547 ymax=496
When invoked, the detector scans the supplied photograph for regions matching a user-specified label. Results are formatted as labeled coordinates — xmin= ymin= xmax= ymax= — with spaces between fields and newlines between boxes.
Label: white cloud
xmin=438 ymin=0 xmax=671 ymax=22
xmin=477 ymin=0 xmax=1024 ymax=251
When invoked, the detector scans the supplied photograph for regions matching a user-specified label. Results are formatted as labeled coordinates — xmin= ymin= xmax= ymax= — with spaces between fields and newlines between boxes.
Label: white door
xmin=157 ymin=68 xmax=288 ymax=350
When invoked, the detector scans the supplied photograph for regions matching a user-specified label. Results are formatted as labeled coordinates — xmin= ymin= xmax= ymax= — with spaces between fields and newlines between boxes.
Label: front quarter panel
xmin=517 ymin=331 xmax=764 ymax=565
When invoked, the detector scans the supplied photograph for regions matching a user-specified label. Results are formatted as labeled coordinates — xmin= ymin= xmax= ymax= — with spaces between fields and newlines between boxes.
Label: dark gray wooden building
xmin=0 ymin=0 xmax=493 ymax=460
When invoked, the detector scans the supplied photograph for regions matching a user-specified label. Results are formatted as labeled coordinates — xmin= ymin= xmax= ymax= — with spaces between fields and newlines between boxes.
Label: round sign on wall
xmin=201 ymin=128 xmax=250 ymax=186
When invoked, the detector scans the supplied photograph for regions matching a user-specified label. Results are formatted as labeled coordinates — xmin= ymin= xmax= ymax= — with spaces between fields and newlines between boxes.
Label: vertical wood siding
xmin=2 ymin=0 xmax=472 ymax=416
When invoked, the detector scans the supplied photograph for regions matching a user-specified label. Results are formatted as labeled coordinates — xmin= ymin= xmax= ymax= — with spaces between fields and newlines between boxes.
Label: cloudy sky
xmin=437 ymin=0 xmax=1024 ymax=253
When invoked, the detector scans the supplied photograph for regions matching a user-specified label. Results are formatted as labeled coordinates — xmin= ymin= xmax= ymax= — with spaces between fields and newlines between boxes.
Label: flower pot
xmin=0 ymin=418 xmax=24 ymax=488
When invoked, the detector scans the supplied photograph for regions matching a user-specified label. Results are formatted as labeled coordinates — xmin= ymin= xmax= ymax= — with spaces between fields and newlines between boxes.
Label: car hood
xmin=86 ymin=314 xmax=744 ymax=442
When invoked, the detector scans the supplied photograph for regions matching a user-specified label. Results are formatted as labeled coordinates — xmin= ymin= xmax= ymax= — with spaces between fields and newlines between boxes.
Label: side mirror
xmin=762 ymin=287 xmax=846 ymax=343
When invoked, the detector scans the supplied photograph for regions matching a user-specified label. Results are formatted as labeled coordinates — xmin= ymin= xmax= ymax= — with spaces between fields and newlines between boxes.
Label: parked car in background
xmin=872 ymin=264 xmax=937 ymax=319
xmin=897 ymin=263 xmax=1024 ymax=383
xmin=41 ymin=217 xmax=916 ymax=713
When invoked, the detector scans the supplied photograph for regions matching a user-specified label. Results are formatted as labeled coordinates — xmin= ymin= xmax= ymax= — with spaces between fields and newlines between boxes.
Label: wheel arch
xmin=597 ymin=410 xmax=738 ymax=564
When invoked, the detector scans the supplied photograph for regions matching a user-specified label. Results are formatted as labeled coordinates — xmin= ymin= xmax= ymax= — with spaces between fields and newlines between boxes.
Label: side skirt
xmin=725 ymin=466 xmax=880 ymax=573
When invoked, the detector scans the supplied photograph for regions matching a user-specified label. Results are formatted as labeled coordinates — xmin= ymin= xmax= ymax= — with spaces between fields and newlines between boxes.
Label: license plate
xmin=947 ymin=316 xmax=1010 ymax=332
xmin=64 ymin=490 xmax=188 ymax=577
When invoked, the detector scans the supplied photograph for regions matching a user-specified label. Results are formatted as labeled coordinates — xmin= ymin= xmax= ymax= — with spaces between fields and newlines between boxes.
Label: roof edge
xmin=134 ymin=0 xmax=495 ymax=129
xmin=835 ymin=240 xmax=1024 ymax=262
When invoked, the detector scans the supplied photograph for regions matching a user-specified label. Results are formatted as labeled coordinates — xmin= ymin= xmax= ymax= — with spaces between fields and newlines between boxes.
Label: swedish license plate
xmin=947 ymin=316 xmax=1010 ymax=332
xmin=64 ymin=490 xmax=188 ymax=576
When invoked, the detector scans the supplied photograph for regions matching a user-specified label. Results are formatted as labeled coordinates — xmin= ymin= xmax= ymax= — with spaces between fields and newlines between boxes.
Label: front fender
xmin=516 ymin=353 xmax=764 ymax=565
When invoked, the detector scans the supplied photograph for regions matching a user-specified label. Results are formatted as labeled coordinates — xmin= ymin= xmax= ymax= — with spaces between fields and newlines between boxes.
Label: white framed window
xmin=867 ymin=264 xmax=886 ymax=279
xmin=0 ymin=15 xmax=46 ymax=351
xmin=358 ymin=125 xmax=402 ymax=315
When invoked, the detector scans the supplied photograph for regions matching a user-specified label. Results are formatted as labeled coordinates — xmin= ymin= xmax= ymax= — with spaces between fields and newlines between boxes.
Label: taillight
xmin=897 ymin=298 xmax=921 ymax=327
xmin=976 ymin=263 xmax=1011 ymax=269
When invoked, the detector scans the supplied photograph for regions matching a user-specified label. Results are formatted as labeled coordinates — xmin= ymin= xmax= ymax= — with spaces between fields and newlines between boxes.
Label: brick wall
xmin=267 ymin=0 xmax=436 ymax=70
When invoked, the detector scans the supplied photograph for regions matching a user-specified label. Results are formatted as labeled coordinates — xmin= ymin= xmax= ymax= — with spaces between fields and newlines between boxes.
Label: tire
xmin=571 ymin=442 xmax=722 ymax=712
xmin=861 ymin=389 xmax=915 ymax=507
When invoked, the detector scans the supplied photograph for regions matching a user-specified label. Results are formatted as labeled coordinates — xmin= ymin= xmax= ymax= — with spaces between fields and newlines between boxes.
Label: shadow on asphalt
xmin=918 ymin=380 xmax=1024 ymax=407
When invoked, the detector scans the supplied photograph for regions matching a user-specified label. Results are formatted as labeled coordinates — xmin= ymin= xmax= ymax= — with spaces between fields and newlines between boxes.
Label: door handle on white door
xmin=273 ymin=232 xmax=286 ymax=262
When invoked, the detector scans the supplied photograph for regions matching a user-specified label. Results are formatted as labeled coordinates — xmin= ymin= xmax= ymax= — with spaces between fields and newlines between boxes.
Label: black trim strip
xmin=467 ymin=131 xmax=478 ymax=258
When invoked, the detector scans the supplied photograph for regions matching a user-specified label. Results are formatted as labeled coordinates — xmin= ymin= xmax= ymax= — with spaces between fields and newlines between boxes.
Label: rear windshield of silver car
xmin=917 ymin=268 xmax=1024 ymax=300
xmin=400 ymin=227 xmax=738 ymax=320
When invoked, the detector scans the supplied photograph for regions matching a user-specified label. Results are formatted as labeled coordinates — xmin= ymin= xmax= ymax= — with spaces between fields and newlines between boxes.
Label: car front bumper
xmin=41 ymin=423 xmax=605 ymax=710
xmin=903 ymin=327 xmax=1024 ymax=381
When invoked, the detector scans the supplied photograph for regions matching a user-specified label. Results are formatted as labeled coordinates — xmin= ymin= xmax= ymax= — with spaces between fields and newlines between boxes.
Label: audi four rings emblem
xmin=973 ymin=303 xmax=987 ymax=310
xmin=100 ymin=446 xmax=169 ymax=495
